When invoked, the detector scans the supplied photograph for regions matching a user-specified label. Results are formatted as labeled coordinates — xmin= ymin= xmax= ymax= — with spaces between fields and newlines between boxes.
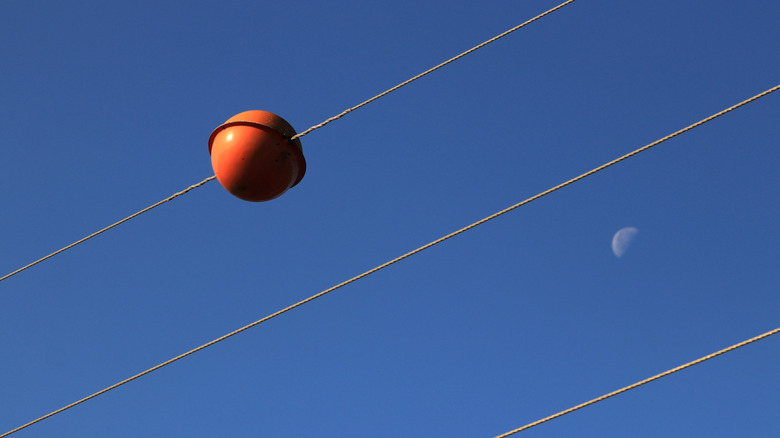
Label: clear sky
xmin=1 ymin=1 xmax=778 ymax=436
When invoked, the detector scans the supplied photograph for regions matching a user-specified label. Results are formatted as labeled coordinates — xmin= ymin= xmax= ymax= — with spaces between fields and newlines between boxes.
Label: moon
xmin=612 ymin=227 xmax=638 ymax=258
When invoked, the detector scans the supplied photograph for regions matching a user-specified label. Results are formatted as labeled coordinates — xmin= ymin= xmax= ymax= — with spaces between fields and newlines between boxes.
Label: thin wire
xmin=0 ymin=0 xmax=575 ymax=285
xmin=493 ymin=326 xmax=780 ymax=438
xmin=4 ymin=84 xmax=777 ymax=438
xmin=0 ymin=176 xmax=216 ymax=284
xmin=290 ymin=0 xmax=578 ymax=141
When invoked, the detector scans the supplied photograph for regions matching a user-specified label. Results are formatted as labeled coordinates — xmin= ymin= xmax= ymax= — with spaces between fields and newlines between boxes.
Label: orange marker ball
xmin=208 ymin=110 xmax=306 ymax=202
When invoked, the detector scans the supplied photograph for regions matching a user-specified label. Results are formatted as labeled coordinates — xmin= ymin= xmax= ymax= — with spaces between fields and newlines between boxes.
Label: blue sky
xmin=1 ymin=1 xmax=778 ymax=436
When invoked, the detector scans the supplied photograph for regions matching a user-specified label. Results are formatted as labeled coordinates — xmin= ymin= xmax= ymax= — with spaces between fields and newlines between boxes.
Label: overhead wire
xmin=4 ymin=82 xmax=777 ymax=437
xmin=492 ymin=326 xmax=780 ymax=437
xmin=289 ymin=0 xmax=578 ymax=141
xmin=0 ymin=177 xmax=216 ymax=284
xmin=0 ymin=0 xmax=578 ymax=285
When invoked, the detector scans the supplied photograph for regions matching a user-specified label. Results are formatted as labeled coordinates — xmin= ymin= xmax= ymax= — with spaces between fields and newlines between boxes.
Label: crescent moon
xmin=612 ymin=227 xmax=638 ymax=258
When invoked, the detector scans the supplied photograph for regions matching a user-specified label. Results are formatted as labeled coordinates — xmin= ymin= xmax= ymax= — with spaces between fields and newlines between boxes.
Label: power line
xmin=290 ymin=0 xmax=578 ymax=140
xmin=492 ymin=326 xmax=780 ymax=437
xmin=0 ymin=176 xmax=216 ymax=284
xmin=0 ymin=0 xmax=576 ymax=286
xmin=4 ymin=83 xmax=776 ymax=437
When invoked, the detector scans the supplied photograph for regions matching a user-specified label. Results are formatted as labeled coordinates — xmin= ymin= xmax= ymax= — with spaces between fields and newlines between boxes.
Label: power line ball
xmin=208 ymin=110 xmax=306 ymax=202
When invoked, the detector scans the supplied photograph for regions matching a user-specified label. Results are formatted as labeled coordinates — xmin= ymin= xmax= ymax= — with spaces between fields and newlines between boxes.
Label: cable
xmin=4 ymin=83 xmax=776 ymax=437
xmin=492 ymin=326 xmax=780 ymax=438
xmin=0 ymin=0 xmax=576 ymax=286
xmin=0 ymin=176 xmax=216 ymax=284
xmin=289 ymin=0 xmax=578 ymax=140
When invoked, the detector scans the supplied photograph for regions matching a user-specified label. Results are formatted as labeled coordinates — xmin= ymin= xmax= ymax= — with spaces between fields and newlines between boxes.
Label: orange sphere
xmin=208 ymin=110 xmax=306 ymax=202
